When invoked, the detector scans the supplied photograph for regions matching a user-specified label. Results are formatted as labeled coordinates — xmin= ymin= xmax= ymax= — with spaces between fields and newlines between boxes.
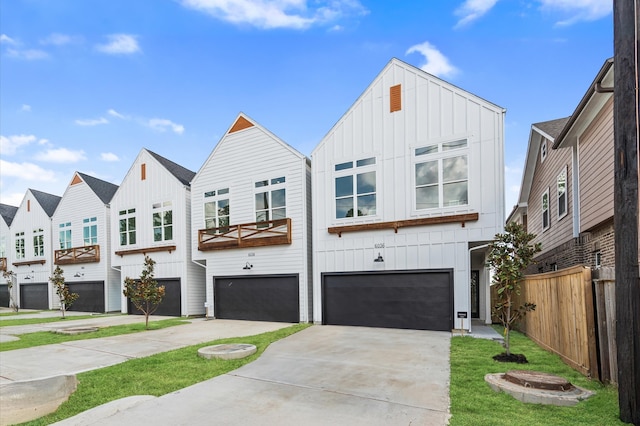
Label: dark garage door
xmin=128 ymin=278 xmax=181 ymax=317
xmin=322 ymin=270 xmax=453 ymax=331
xmin=67 ymin=281 xmax=105 ymax=313
xmin=20 ymin=283 xmax=49 ymax=310
xmin=214 ymin=275 xmax=299 ymax=323
xmin=0 ymin=284 xmax=8 ymax=308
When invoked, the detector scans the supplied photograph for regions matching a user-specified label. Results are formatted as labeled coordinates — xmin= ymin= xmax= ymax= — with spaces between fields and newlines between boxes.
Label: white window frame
xmin=83 ymin=217 xmax=98 ymax=246
xmin=152 ymin=201 xmax=173 ymax=242
xmin=33 ymin=228 xmax=44 ymax=257
xmin=203 ymin=188 xmax=230 ymax=232
xmin=413 ymin=139 xmax=469 ymax=211
xmin=59 ymin=222 xmax=72 ymax=249
xmin=15 ymin=232 xmax=25 ymax=259
xmin=333 ymin=157 xmax=377 ymax=220
xmin=254 ymin=177 xmax=287 ymax=225
xmin=541 ymin=139 xmax=548 ymax=163
xmin=119 ymin=208 xmax=136 ymax=246
xmin=542 ymin=188 xmax=550 ymax=231
xmin=557 ymin=166 xmax=568 ymax=220
xmin=595 ymin=251 xmax=602 ymax=268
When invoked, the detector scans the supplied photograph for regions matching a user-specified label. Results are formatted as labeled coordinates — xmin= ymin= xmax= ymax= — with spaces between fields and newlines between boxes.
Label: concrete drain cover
xmin=485 ymin=370 xmax=594 ymax=406
xmin=53 ymin=326 xmax=99 ymax=335
xmin=198 ymin=344 xmax=257 ymax=360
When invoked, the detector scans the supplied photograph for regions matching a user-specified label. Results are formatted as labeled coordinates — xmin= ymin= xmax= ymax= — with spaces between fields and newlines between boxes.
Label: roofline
xmin=552 ymin=57 xmax=614 ymax=149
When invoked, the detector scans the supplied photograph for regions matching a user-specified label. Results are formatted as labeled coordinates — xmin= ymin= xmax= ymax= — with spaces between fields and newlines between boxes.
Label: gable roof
xmin=146 ymin=149 xmax=196 ymax=186
xmin=29 ymin=189 xmax=62 ymax=217
xmin=76 ymin=172 xmax=119 ymax=204
xmin=0 ymin=203 xmax=18 ymax=227
xmin=532 ymin=117 xmax=570 ymax=141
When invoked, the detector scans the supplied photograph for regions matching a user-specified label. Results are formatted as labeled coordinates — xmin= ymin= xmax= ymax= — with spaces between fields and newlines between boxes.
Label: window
xmin=83 ymin=217 xmax=98 ymax=245
xmin=541 ymin=139 xmax=547 ymax=163
xmin=15 ymin=232 xmax=25 ymax=259
xmin=414 ymin=139 xmax=468 ymax=210
xmin=59 ymin=222 xmax=72 ymax=249
xmin=557 ymin=167 xmax=567 ymax=219
xmin=204 ymin=188 xmax=230 ymax=232
xmin=153 ymin=201 xmax=173 ymax=242
xmin=33 ymin=228 xmax=44 ymax=257
xmin=551 ymin=263 xmax=558 ymax=272
xmin=595 ymin=251 xmax=602 ymax=268
xmin=255 ymin=178 xmax=286 ymax=225
xmin=119 ymin=209 xmax=136 ymax=246
xmin=334 ymin=158 xmax=377 ymax=218
xmin=542 ymin=189 xmax=550 ymax=231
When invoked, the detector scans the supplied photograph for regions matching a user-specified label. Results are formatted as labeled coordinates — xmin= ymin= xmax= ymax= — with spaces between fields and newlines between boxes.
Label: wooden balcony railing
xmin=55 ymin=245 xmax=100 ymax=265
xmin=0 ymin=257 xmax=6 ymax=272
xmin=199 ymin=218 xmax=292 ymax=251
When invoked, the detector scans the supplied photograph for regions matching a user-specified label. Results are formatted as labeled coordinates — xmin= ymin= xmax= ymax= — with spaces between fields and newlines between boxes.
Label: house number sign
xmin=374 ymin=243 xmax=385 ymax=249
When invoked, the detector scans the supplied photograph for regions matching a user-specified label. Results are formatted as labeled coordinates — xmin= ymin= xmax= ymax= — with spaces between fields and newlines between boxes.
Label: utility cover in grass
xmin=198 ymin=343 xmax=257 ymax=360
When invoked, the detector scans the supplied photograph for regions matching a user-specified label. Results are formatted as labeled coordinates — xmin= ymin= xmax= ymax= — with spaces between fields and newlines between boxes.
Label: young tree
xmin=487 ymin=222 xmax=541 ymax=359
xmin=3 ymin=270 xmax=19 ymax=312
xmin=50 ymin=266 xmax=79 ymax=318
xmin=123 ymin=256 xmax=165 ymax=329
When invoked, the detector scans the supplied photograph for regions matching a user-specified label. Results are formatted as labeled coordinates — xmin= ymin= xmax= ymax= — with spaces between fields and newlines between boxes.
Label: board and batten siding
xmin=312 ymin=59 xmax=505 ymax=329
xmin=111 ymin=149 xmax=205 ymax=316
xmin=52 ymin=178 xmax=120 ymax=312
xmin=191 ymin=116 xmax=312 ymax=322
xmin=579 ymin=97 xmax=614 ymax=233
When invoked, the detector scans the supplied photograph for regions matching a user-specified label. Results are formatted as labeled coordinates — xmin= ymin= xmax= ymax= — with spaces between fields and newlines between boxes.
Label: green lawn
xmin=0 ymin=318 xmax=189 ymax=351
xmin=0 ymin=314 xmax=115 ymax=327
xmin=22 ymin=323 xmax=310 ymax=425
xmin=449 ymin=327 xmax=623 ymax=425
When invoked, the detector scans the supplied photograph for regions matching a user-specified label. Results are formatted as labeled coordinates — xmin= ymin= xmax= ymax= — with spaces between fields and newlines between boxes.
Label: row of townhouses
xmin=2 ymin=57 xmax=509 ymax=331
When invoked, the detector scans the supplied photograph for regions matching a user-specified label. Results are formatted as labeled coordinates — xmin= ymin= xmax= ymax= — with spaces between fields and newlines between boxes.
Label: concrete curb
xmin=52 ymin=395 xmax=157 ymax=426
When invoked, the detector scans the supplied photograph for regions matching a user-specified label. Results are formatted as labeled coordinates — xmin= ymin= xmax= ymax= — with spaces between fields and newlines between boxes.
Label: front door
xmin=471 ymin=270 xmax=480 ymax=318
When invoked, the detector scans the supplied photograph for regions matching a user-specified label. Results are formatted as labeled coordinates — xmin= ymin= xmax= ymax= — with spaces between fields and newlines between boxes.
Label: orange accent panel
xmin=71 ymin=174 xmax=83 ymax=185
xmin=27 ymin=200 xmax=30 ymax=212
xmin=141 ymin=163 xmax=146 ymax=180
xmin=390 ymin=84 xmax=402 ymax=112
xmin=228 ymin=116 xmax=254 ymax=133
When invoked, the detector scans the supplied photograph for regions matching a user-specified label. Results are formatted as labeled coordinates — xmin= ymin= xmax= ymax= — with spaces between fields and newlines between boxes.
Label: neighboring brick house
xmin=509 ymin=57 xmax=614 ymax=274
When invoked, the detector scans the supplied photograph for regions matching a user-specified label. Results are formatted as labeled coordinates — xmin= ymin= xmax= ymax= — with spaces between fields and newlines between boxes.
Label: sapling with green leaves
xmin=123 ymin=256 xmax=165 ymax=329
xmin=3 ymin=270 xmax=19 ymax=312
xmin=50 ymin=266 xmax=79 ymax=318
xmin=487 ymin=222 xmax=541 ymax=358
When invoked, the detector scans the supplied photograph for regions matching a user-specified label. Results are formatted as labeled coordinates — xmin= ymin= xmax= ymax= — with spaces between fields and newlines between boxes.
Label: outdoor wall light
xmin=73 ymin=272 xmax=84 ymax=278
xmin=243 ymin=262 xmax=253 ymax=270
xmin=23 ymin=275 xmax=32 ymax=280
xmin=374 ymin=253 xmax=384 ymax=262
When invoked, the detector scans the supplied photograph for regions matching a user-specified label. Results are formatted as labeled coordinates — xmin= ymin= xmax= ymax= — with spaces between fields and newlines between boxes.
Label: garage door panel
xmin=128 ymin=278 xmax=181 ymax=317
xmin=67 ymin=281 xmax=105 ymax=313
xmin=20 ymin=283 xmax=49 ymax=310
xmin=214 ymin=275 xmax=299 ymax=323
xmin=323 ymin=270 xmax=452 ymax=331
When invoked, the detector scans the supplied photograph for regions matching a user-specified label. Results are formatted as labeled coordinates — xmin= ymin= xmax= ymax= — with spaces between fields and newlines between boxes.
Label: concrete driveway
xmin=58 ymin=325 xmax=451 ymax=426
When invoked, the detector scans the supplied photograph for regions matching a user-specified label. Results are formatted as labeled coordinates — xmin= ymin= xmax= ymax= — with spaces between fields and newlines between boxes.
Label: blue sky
xmin=0 ymin=0 xmax=613 ymax=216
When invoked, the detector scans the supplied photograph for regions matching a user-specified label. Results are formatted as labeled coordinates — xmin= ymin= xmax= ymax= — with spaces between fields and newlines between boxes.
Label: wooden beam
xmin=12 ymin=260 xmax=46 ymax=267
xmin=614 ymin=0 xmax=640 ymax=423
xmin=327 ymin=213 xmax=479 ymax=236
xmin=115 ymin=245 xmax=176 ymax=257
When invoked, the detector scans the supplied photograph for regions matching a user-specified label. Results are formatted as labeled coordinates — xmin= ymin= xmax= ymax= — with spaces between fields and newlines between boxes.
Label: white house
xmin=1 ymin=203 xmax=18 ymax=307
xmin=311 ymin=58 xmax=505 ymax=331
xmin=51 ymin=172 xmax=120 ymax=313
xmin=191 ymin=113 xmax=312 ymax=323
xmin=9 ymin=189 xmax=61 ymax=309
xmin=110 ymin=148 xmax=205 ymax=317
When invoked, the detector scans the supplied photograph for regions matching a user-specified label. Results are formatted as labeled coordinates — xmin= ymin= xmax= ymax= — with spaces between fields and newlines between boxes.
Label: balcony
xmin=55 ymin=245 xmax=100 ymax=265
xmin=0 ymin=257 xmax=6 ymax=272
xmin=199 ymin=218 xmax=292 ymax=251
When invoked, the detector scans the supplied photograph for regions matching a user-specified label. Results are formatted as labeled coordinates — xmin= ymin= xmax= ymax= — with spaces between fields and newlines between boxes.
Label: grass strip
xmin=22 ymin=323 xmax=310 ymax=425
xmin=0 ymin=314 xmax=115 ymax=327
xmin=0 ymin=311 xmax=43 ymax=317
xmin=0 ymin=318 xmax=189 ymax=351
xmin=449 ymin=327 xmax=623 ymax=425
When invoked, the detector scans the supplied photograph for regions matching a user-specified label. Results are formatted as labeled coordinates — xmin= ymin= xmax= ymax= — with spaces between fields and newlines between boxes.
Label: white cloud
xmin=0 ymin=134 xmax=37 ymax=155
xmin=180 ymin=0 xmax=367 ymax=30
xmin=0 ymin=191 xmax=25 ymax=207
xmin=107 ymin=109 xmax=128 ymax=119
xmin=101 ymin=152 xmax=120 ymax=162
xmin=0 ymin=159 xmax=57 ymax=181
xmin=454 ymin=0 xmax=499 ymax=28
xmin=40 ymin=33 xmax=76 ymax=46
xmin=148 ymin=118 xmax=185 ymax=135
xmin=96 ymin=34 xmax=141 ymax=55
xmin=34 ymin=148 xmax=87 ymax=163
xmin=0 ymin=34 xmax=17 ymax=45
xmin=538 ymin=0 xmax=612 ymax=26
xmin=406 ymin=41 xmax=459 ymax=79
xmin=75 ymin=117 xmax=109 ymax=126
xmin=20 ymin=104 xmax=31 ymax=112
xmin=6 ymin=48 xmax=49 ymax=60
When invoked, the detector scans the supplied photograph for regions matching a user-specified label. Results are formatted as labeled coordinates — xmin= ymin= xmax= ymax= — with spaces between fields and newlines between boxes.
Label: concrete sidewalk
xmin=0 ymin=318 xmax=290 ymax=384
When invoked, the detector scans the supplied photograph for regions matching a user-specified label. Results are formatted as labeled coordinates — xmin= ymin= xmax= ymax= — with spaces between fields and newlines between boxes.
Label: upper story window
xmin=255 ymin=177 xmax=286 ymax=225
xmin=59 ymin=222 xmax=72 ymax=249
xmin=334 ymin=157 xmax=377 ymax=219
xmin=204 ymin=188 xmax=230 ymax=232
xmin=541 ymin=139 xmax=548 ymax=163
xmin=557 ymin=166 xmax=567 ymax=220
xmin=15 ymin=232 xmax=25 ymax=259
xmin=119 ymin=208 xmax=136 ymax=246
xmin=33 ymin=228 xmax=44 ymax=257
xmin=83 ymin=217 xmax=98 ymax=245
xmin=414 ymin=139 xmax=468 ymax=210
xmin=542 ymin=188 xmax=550 ymax=231
xmin=152 ymin=201 xmax=173 ymax=242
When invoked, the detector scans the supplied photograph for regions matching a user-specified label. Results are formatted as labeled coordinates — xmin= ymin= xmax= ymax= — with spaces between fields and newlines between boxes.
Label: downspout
xmin=469 ymin=243 xmax=491 ymax=332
